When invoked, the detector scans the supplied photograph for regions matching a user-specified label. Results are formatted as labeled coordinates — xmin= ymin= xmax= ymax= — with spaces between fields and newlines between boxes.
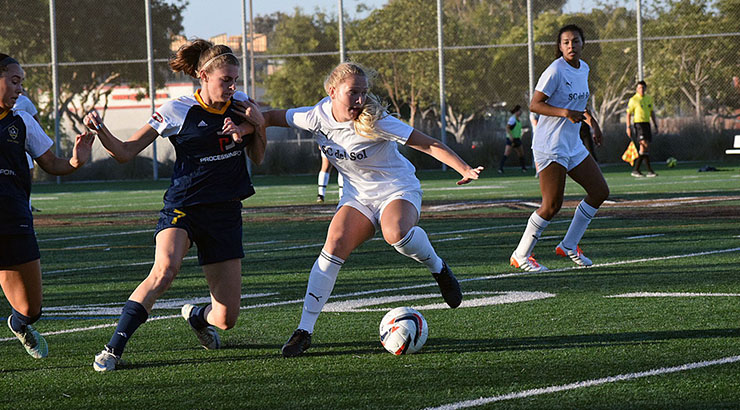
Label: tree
xmin=0 ymin=0 xmax=187 ymax=137
xmin=263 ymin=9 xmax=338 ymax=108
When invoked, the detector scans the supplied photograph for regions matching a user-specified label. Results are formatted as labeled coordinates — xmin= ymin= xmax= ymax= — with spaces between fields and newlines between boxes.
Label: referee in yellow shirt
xmin=626 ymin=80 xmax=659 ymax=177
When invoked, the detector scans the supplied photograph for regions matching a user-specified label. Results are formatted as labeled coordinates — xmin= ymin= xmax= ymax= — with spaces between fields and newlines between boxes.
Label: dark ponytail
xmin=169 ymin=39 xmax=239 ymax=79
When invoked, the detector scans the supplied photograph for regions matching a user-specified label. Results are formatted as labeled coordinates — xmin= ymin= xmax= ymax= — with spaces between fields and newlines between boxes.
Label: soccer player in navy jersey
xmin=262 ymin=62 xmax=484 ymax=357
xmin=84 ymin=40 xmax=265 ymax=371
xmin=509 ymin=25 xmax=608 ymax=272
xmin=0 ymin=54 xmax=94 ymax=359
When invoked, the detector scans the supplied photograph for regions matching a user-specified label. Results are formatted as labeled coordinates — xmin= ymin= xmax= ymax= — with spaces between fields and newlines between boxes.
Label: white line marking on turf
xmin=63 ymin=243 xmax=108 ymax=250
xmin=625 ymin=234 xmax=665 ymax=239
xmin=38 ymin=229 xmax=152 ymax=243
xmin=606 ymin=292 xmax=740 ymax=298
xmin=7 ymin=246 xmax=739 ymax=342
xmin=426 ymin=355 xmax=740 ymax=410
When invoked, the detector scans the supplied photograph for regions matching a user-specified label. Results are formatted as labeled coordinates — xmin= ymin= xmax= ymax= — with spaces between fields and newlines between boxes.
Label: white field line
xmin=607 ymin=292 xmax=740 ymax=298
xmin=3 ymin=245 xmax=736 ymax=344
xmin=625 ymin=234 xmax=665 ymax=239
xmin=38 ymin=229 xmax=152 ymax=242
xmin=41 ymin=221 xmax=572 ymax=276
xmin=425 ymin=355 xmax=740 ymax=410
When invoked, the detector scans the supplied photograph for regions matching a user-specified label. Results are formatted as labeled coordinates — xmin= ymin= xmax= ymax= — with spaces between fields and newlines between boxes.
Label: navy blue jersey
xmin=0 ymin=109 xmax=53 ymax=234
xmin=148 ymin=91 xmax=255 ymax=208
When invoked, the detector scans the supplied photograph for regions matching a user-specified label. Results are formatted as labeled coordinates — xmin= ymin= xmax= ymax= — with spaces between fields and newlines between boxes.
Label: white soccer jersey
xmin=13 ymin=95 xmax=41 ymax=168
xmin=286 ymin=97 xmax=419 ymax=203
xmin=18 ymin=111 xmax=53 ymax=159
xmin=533 ymin=57 xmax=590 ymax=156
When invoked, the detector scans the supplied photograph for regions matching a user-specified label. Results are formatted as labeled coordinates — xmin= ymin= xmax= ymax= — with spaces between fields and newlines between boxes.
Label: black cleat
xmin=432 ymin=261 xmax=463 ymax=308
xmin=282 ymin=329 xmax=312 ymax=357
xmin=316 ymin=195 xmax=325 ymax=203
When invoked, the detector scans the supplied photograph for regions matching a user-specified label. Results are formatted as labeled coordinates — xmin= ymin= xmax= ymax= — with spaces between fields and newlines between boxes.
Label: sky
xmin=180 ymin=0 xmax=601 ymax=40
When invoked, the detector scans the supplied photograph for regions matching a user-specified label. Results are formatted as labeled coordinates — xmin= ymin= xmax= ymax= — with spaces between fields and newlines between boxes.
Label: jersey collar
xmin=0 ymin=109 xmax=10 ymax=121
xmin=195 ymin=89 xmax=231 ymax=115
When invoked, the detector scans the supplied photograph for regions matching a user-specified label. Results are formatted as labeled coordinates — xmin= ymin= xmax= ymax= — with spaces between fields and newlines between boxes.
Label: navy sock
xmin=499 ymin=155 xmax=508 ymax=170
xmin=107 ymin=300 xmax=149 ymax=357
xmin=9 ymin=308 xmax=41 ymax=332
xmin=519 ymin=157 xmax=526 ymax=169
xmin=187 ymin=305 xmax=210 ymax=330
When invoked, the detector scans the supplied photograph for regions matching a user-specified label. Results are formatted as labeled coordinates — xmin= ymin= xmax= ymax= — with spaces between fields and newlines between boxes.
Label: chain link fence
xmin=3 ymin=0 xmax=738 ymax=181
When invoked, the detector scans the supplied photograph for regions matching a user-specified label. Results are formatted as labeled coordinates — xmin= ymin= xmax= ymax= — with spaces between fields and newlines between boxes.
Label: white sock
xmin=298 ymin=250 xmax=344 ymax=333
xmin=318 ymin=171 xmax=330 ymax=196
xmin=391 ymin=226 xmax=443 ymax=273
xmin=514 ymin=211 xmax=550 ymax=259
xmin=337 ymin=173 xmax=344 ymax=198
xmin=561 ymin=200 xmax=598 ymax=250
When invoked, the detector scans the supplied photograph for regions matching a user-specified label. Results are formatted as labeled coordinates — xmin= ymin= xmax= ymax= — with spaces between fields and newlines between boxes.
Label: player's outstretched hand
xmin=456 ymin=166 xmax=484 ymax=185
xmin=231 ymin=99 xmax=265 ymax=128
xmin=83 ymin=110 xmax=103 ymax=131
xmin=72 ymin=132 xmax=95 ymax=168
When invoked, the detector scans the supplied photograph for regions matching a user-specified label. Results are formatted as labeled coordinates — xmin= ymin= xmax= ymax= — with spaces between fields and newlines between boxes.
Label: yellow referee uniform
xmin=627 ymin=93 xmax=653 ymax=123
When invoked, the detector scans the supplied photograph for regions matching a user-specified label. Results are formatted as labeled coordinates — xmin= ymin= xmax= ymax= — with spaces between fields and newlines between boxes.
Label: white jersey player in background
xmin=509 ymin=24 xmax=609 ymax=272
xmin=262 ymin=61 xmax=483 ymax=357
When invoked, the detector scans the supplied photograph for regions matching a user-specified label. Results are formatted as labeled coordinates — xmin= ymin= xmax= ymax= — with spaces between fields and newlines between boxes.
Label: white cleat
xmin=556 ymin=243 xmax=593 ymax=266
xmin=510 ymin=252 xmax=548 ymax=272
xmin=93 ymin=348 xmax=122 ymax=372
xmin=7 ymin=317 xmax=48 ymax=359
xmin=181 ymin=304 xmax=221 ymax=350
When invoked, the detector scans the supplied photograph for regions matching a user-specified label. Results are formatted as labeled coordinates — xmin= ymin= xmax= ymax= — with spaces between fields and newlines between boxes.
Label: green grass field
xmin=2 ymin=160 xmax=740 ymax=409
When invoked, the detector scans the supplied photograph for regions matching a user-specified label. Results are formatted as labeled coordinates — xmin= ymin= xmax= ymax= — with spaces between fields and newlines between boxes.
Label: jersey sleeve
xmin=374 ymin=114 xmax=414 ymax=144
xmin=535 ymin=63 xmax=559 ymax=98
xmin=147 ymin=100 xmax=183 ymax=138
xmin=14 ymin=95 xmax=38 ymax=116
xmin=21 ymin=112 xmax=54 ymax=158
xmin=626 ymin=97 xmax=636 ymax=114
xmin=285 ymin=106 xmax=316 ymax=132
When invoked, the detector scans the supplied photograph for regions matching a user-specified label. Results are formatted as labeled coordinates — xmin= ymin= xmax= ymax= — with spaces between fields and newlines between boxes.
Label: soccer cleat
xmin=93 ymin=347 xmax=122 ymax=372
xmin=645 ymin=171 xmax=657 ymax=177
xmin=181 ymin=304 xmax=221 ymax=350
xmin=282 ymin=329 xmax=312 ymax=358
xmin=432 ymin=261 xmax=463 ymax=308
xmin=497 ymin=168 xmax=504 ymax=174
xmin=510 ymin=252 xmax=548 ymax=272
xmin=316 ymin=195 xmax=325 ymax=203
xmin=631 ymin=171 xmax=645 ymax=178
xmin=7 ymin=316 xmax=48 ymax=359
xmin=555 ymin=243 xmax=593 ymax=266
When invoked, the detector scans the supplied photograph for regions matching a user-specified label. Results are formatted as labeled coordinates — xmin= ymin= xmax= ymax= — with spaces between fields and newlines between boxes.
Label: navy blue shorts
xmin=0 ymin=233 xmax=40 ymax=267
xmin=155 ymin=201 xmax=244 ymax=266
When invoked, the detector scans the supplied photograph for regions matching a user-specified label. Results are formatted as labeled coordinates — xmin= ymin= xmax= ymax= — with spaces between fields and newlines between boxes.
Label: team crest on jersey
xmin=151 ymin=112 xmax=163 ymax=123
xmin=7 ymin=125 xmax=18 ymax=139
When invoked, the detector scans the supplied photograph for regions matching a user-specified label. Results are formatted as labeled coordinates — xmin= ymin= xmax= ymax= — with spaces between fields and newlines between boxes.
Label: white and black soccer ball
xmin=379 ymin=307 xmax=428 ymax=355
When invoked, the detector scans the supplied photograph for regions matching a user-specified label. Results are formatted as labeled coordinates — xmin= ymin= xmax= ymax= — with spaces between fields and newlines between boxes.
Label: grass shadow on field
xmin=424 ymin=328 xmax=740 ymax=354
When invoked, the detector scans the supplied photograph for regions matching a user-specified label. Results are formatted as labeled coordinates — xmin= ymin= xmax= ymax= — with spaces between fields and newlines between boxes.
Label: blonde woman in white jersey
xmin=509 ymin=25 xmax=609 ymax=272
xmin=262 ymin=62 xmax=483 ymax=357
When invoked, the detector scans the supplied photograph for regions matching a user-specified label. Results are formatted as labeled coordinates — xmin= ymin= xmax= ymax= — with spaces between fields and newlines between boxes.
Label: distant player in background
xmin=509 ymin=24 xmax=609 ymax=272
xmin=1 ymin=54 xmax=94 ymax=359
xmin=84 ymin=40 xmax=265 ymax=372
xmin=262 ymin=61 xmax=483 ymax=357
xmin=498 ymin=104 xmax=528 ymax=174
xmin=316 ymin=152 xmax=343 ymax=202
xmin=626 ymin=80 xmax=659 ymax=177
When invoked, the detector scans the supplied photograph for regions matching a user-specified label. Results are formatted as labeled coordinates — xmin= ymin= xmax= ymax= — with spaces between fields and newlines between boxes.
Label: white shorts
xmin=533 ymin=146 xmax=590 ymax=174
xmin=337 ymin=190 xmax=422 ymax=231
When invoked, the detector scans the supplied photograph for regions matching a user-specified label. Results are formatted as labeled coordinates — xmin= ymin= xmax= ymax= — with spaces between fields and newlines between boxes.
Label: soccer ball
xmin=666 ymin=157 xmax=678 ymax=168
xmin=379 ymin=307 xmax=428 ymax=355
